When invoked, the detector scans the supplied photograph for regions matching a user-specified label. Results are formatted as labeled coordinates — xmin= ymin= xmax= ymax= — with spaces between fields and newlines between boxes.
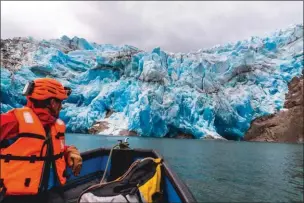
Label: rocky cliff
xmin=244 ymin=75 xmax=303 ymax=143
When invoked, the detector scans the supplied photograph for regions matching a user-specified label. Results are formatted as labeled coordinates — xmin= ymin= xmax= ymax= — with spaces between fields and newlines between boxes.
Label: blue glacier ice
xmin=1 ymin=24 xmax=303 ymax=139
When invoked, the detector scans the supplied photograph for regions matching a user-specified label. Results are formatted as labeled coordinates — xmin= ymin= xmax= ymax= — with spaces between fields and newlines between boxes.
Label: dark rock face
xmin=88 ymin=110 xmax=138 ymax=136
xmin=284 ymin=76 xmax=303 ymax=109
xmin=244 ymin=76 xmax=303 ymax=143
xmin=118 ymin=130 xmax=138 ymax=136
xmin=88 ymin=120 xmax=138 ymax=136
xmin=88 ymin=121 xmax=110 ymax=134
xmin=175 ymin=133 xmax=195 ymax=139
xmin=1 ymin=38 xmax=34 ymax=71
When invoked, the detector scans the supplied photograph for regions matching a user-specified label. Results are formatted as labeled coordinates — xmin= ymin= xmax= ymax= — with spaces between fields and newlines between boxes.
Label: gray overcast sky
xmin=1 ymin=1 xmax=303 ymax=52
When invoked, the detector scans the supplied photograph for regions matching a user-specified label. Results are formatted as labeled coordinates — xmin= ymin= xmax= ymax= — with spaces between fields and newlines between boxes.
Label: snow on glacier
xmin=1 ymin=24 xmax=303 ymax=139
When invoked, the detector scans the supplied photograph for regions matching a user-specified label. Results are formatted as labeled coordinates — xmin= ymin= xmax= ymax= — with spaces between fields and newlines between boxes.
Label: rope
xmin=100 ymin=138 xmax=130 ymax=184
xmin=100 ymin=143 xmax=119 ymax=184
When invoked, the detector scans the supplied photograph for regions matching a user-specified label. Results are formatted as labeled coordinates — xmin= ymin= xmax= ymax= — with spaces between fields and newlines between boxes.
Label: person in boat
xmin=0 ymin=78 xmax=83 ymax=203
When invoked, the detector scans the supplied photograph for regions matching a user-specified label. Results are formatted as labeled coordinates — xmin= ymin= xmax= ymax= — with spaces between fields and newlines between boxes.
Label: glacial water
xmin=66 ymin=134 xmax=304 ymax=202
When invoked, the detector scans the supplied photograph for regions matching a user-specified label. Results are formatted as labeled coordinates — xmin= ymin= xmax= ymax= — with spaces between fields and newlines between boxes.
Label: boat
xmin=62 ymin=139 xmax=197 ymax=203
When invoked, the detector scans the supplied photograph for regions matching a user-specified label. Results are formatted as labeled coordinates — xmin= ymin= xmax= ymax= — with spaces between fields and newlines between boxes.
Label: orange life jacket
xmin=0 ymin=107 xmax=67 ymax=195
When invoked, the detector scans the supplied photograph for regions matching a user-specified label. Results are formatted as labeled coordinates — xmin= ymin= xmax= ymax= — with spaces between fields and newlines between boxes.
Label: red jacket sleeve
xmin=0 ymin=111 xmax=19 ymax=142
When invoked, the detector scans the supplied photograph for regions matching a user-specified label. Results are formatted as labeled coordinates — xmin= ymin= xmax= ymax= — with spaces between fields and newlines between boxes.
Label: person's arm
xmin=0 ymin=112 xmax=19 ymax=142
xmin=64 ymin=145 xmax=82 ymax=176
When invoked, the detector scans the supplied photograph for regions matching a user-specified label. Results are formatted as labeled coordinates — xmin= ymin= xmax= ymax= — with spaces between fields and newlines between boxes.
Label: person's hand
xmin=66 ymin=145 xmax=82 ymax=176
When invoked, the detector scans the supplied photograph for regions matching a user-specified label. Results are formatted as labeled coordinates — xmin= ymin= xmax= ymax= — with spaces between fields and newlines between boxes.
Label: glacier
xmin=1 ymin=24 xmax=303 ymax=140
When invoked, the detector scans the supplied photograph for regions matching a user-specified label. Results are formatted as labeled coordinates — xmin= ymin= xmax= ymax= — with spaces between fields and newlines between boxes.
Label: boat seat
xmin=65 ymin=178 xmax=100 ymax=203
xmin=63 ymin=171 xmax=104 ymax=203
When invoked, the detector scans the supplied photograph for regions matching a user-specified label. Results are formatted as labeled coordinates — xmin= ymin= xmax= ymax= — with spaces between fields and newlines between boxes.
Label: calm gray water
xmin=66 ymin=134 xmax=304 ymax=202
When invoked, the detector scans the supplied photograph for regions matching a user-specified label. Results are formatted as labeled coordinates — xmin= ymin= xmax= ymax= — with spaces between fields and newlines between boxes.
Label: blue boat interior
xmin=62 ymin=148 xmax=191 ymax=203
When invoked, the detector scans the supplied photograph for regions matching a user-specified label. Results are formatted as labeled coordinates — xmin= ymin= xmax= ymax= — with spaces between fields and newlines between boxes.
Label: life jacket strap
xmin=17 ymin=133 xmax=45 ymax=140
xmin=0 ymin=179 xmax=4 ymax=188
xmin=0 ymin=179 xmax=7 ymax=201
xmin=55 ymin=133 xmax=65 ymax=139
xmin=0 ymin=152 xmax=64 ymax=163
xmin=0 ymin=133 xmax=45 ymax=148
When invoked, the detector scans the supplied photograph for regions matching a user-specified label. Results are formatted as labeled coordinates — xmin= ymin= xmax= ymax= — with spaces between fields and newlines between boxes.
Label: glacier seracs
xmin=1 ymin=24 xmax=303 ymax=139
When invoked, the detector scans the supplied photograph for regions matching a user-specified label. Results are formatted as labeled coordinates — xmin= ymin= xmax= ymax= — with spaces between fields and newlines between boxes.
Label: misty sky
xmin=1 ymin=1 xmax=303 ymax=52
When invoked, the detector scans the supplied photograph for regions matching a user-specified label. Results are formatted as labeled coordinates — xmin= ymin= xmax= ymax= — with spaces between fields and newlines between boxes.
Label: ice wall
xmin=1 ymin=24 xmax=303 ymax=139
